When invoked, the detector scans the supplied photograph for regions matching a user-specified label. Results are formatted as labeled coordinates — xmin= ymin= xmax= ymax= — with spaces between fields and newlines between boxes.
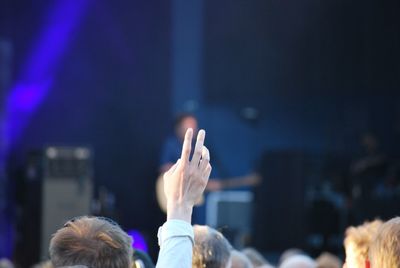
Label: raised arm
xmin=164 ymin=128 xmax=210 ymax=222
xmin=156 ymin=128 xmax=211 ymax=268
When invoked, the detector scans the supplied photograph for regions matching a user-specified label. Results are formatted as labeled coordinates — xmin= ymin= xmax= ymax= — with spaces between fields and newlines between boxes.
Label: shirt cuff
xmin=157 ymin=219 xmax=194 ymax=246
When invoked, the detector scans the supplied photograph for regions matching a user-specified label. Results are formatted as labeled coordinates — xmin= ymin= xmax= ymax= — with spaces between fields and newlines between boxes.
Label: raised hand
xmin=163 ymin=128 xmax=212 ymax=223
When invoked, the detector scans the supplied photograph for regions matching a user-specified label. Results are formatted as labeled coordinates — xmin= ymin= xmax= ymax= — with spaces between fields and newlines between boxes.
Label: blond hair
xmin=369 ymin=217 xmax=400 ymax=268
xmin=192 ymin=225 xmax=232 ymax=268
xmin=49 ymin=216 xmax=133 ymax=268
xmin=343 ymin=219 xmax=382 ymax=268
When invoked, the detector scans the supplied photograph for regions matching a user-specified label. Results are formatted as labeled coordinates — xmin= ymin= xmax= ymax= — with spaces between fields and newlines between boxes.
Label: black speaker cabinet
xmin=253 ymin=151 xmax=307 ymax=251
xmin=14 ymin=146 xmax=93 ymax=266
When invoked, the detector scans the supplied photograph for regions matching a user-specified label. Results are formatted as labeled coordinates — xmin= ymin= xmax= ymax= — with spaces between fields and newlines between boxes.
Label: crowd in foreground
xmin=1 ymin=128 xmax=399 ymax=268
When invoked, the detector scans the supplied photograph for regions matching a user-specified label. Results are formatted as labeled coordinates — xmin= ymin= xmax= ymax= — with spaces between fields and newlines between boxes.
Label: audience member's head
xmin=230 ymin=250 xmax=252 ymax=268
xmin=132 ymin=249 xmax=155 ymax=268
xmin=242 ymin=247 xmax=270 ymax=267
xmin=369 ymin=217 xmax=400 ymax=268
xmin=279 ymin=248 xmax=305 ymax=266
xmin=192 ymin=225 xmax=232 ymax=268
xmin=315 ymin=252 xmax=341 ymax=268
xmin=30 ymin=260 xmax=53 ymax=268
xmin=57 ymin=265 xmax=90 ymax=268
xmin=343 ymin=219 xmax=383 ymax=268
xmin=49 ymin=216 xmax=133 ymax=268
xmin=0 ymin=259 xmax=14 ymax=268
xmin=279 ymin=255 xmax=316 ymax=268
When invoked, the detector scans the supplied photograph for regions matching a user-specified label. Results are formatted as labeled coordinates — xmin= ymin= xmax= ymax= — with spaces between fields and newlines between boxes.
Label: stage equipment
xmin=39 ymin=146 xmax=93 ymax=260
xmin=206 ymin=191 xmax=253 ymax=248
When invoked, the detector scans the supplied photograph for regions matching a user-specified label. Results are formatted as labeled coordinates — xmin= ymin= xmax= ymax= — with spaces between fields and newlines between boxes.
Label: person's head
xmin=279 ymin=255 xmax=316 ymax=268
xmin=132 ymin=249 xmax=155 ymax=268
xmin=0 ymin=258 xmax=14 ymax=268
xmin=343 ymin=219 xmax=383 ymax=268
xmin=230 ymin=250 xmax=252 ymax=268
xmin=49 ymin=216 xmax=133 ymax=268
xmin=192 ymin=225 xmax=232 ymax=268
xmin=369 ymin=217 xmax=400 ymax=268
xmin=174 ymin=113 xmax=198 ymax=141
xmin=241 ymin=247 xmax=270 ymax=267
xmin=315 ymin=252 xmax=341 ymax=268
xmin=279 ymin=249 xmax=305 ymax=266
xmin=30 ymin=260 xmax=53 ymax=268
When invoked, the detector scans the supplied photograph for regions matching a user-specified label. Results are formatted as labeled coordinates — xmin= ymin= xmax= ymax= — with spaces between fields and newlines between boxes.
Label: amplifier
xmin=40 ymin=146 xmax=93 ymax=260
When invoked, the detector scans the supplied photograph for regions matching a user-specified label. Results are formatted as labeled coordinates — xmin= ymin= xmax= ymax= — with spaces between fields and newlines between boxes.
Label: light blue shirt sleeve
xmin=156 ymin=220 xmax=194 ymax=268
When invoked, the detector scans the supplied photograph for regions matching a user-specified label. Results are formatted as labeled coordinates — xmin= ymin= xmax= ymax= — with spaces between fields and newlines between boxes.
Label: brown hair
xmin=49 ymin=216 xmax=133 ymax=268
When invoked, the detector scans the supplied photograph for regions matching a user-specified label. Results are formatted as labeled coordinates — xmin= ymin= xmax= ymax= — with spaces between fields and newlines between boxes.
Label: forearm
xmin=157 ymin=128 xmax=209 ymax=267
xmin=156 ymin=220 xmax=194 ymax=268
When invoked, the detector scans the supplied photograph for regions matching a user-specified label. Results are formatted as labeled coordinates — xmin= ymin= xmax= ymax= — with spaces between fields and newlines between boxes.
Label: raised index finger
xmin=180 ymin=128 xmax=193 ymax=163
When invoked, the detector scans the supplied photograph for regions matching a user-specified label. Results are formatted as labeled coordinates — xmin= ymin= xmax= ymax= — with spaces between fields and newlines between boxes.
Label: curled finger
xmin=203 ymin=163 xmax=212 ymax=182
xmin=199 ymin=146 xmax=210 ymax=171
xmin=166 ymin=159 xmax=180 ymax=175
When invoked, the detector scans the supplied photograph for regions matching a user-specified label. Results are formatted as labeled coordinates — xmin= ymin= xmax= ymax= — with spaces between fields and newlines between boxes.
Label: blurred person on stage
xmin=157 ymin=113 xmax=261 ymax=224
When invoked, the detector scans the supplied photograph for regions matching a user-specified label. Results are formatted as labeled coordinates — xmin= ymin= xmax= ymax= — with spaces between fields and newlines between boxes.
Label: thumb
xmin=171 ymin=159 xmax=181 ymax=173
xmin=165 ymin=159 xmax=180 ymax=175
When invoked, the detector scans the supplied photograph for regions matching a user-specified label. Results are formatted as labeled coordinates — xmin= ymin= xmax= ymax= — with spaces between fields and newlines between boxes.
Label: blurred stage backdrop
xmin=0 ymin=0 xmax=400 ymax=266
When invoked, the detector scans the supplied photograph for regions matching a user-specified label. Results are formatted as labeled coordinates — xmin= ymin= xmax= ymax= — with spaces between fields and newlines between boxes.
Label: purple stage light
xmin=0 ymin=0 xmax=91 ymax=258
xmin=7 ymin=81 xmax=52 ymax=112
xmin=24 ymin=0 xmax=91 ymax=80
xmin=3 ymin=0 xmax=91 ymax=154
xmin=127 ymin=229 xmax=149 ymax=252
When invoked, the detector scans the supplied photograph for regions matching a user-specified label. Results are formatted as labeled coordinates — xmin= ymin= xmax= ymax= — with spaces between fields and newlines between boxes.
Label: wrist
xmin=166 ymin=202 xmax=193 ymax=223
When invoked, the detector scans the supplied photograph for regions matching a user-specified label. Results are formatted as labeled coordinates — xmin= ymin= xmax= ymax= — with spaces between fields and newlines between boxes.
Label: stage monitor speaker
xmin=206 ymin=191 xmax=253 ymax=248
xmin=40 ymin=146 xmax=93 ymax=260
